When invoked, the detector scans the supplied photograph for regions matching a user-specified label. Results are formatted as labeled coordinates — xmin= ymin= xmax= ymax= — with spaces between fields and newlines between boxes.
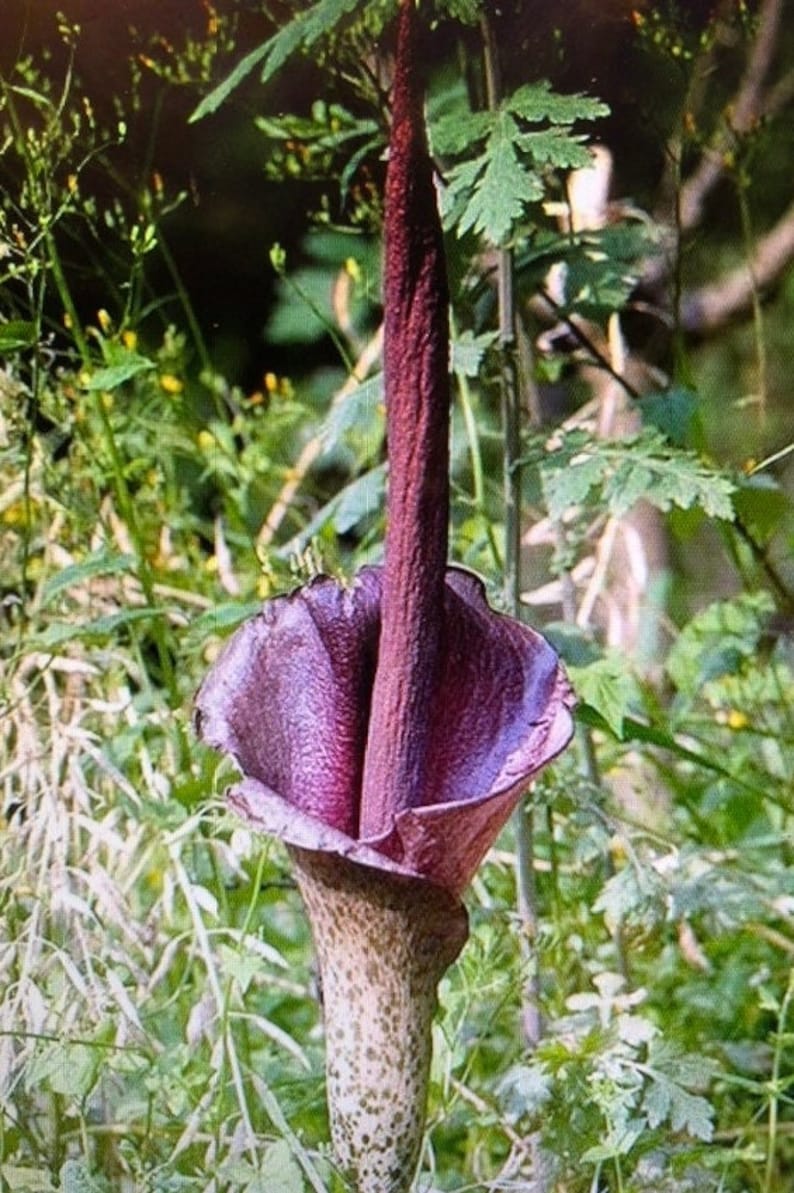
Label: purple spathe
xmin=195 ymin=564 xmax=574 ymax=899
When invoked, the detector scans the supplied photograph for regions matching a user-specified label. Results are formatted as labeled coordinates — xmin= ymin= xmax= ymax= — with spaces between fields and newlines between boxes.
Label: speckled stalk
xmin=288 ymin=846 xmax=469 ymax=1193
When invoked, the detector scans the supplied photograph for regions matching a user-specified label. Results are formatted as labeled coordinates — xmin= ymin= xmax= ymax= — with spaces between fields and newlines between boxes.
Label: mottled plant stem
xmin=289 ymin=847 xmax=468 ymax=1193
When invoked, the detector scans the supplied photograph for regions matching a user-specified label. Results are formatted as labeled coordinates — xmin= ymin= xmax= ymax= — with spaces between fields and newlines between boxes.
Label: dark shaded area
xmin=0 ymin=0 xmax=746 ymax=388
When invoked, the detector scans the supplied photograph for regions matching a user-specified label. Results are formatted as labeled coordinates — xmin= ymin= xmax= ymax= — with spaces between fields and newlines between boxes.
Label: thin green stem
xmin=736 ymin=169 xmax=768 ymax=437
xmin=480 ymin=11 xmax=545 ymax=1087
xmin=452 ymin=320 xmax=503 ymax=573
xmin=155 ymin=230 xmax=214 ymax=380
xmin=764 ymin=967 xmax=794 ymax=1193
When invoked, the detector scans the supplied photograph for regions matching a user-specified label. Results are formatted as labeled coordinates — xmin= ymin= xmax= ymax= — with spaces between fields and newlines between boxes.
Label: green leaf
xmin=666 ymin=591 xmax=775 ymax=697
xmin=732 ymin=473 xmax=791 ymax=543
xmin=278 ymin=465 xmax=385 ymax=555
xmin=258 ymin=1140 xmax=305 ymax=1192
xmin=36 ymin=606 xmax=171 ymax=649
xmin=517 ymin=128 xmax=593 ymax=170
xmin=190 ymin=0 xmax=359 ymax=121
xmin=507 ymin=80 xmax=609 ymax=124
xmin=0 ymin=319 xmax=37 ymax=351
xmin=537 ymin=429 xmax=736 ymax=522
xmin=642 ymin=1061 xmax=715 ymax=1140
xmin=187 ymin=601 xmax=262 ymax=639
xmin=497 ymin=1062 xmax=552 ymax=1121
xmin=431 ymin=108 xmax=493 ymax=155
xmin=84 ymin=355 xmax=155 ymax=391
xmin=456 ymin=112 xmax=544 ymax=243
xmin=333 ymin=465 xmax=385 ymax=534
xmin=320 ymin=373 xmax=384 ymax=467
xmin=451 ymin=329 xmax=497 ymax=377
xmin=26 ymin=1042 xmax=98 ymax=1099
xmin=581 ymin=1121 xmax=645 ymax=1163
xmin=569 ymin=654 xmax=636 ymax=737
xmin=59 ymin=1160 xmax=107 ymax=1193
xmin=40 ymin=549 xmax=136 ymax=606
xmin=0 ymin=1167 xmax=55 ymax=1193
xmin=639 ymin=386 xmax=701 ymax=447
xmin=594 ymin=862 xmax=665 ymax=933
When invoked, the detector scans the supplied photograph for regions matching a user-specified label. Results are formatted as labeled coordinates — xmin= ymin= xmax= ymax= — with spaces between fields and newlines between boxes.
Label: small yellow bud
xmin=197 ymin=430 xmax=215 ymax=450
xmin=101 ymin=392 xmax=114 ymax=410
xmin=727 ymin=709 xmax=748 ymax=730
xmin=264 ymin=371 xmax=279 ymax=393
xmin=122 ymin=329 xmax=138 ymax=350
xmin=159 ymin=373 xmax=183 ymax=395
xmin=97 ymin=308 xmax=112 ymax=333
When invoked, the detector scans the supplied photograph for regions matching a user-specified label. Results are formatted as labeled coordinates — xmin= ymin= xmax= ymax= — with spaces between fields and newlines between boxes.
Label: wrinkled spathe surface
xmin=195 ymin=564 xmax=574 ymax=898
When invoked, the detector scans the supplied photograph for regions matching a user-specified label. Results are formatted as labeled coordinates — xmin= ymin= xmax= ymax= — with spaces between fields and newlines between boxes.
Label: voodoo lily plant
xmin=195 ymin=2 xmax=574 ymax=1188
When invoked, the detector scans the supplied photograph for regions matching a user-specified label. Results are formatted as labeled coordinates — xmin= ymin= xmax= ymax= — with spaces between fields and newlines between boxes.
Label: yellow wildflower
xmin=159 ymin=373 xmax=183 ymax=395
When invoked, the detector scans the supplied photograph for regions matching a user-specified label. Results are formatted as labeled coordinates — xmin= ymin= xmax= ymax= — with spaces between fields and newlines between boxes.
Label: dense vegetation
xmin=1 ymin=2 xmax=794 ymax=1190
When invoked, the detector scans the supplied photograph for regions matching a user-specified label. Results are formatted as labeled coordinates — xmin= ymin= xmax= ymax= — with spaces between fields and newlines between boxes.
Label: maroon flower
xmin=195 ymin=564 xmax=573 ymax=899
xmin=195 ymin=3 xmax=573 ymax=1188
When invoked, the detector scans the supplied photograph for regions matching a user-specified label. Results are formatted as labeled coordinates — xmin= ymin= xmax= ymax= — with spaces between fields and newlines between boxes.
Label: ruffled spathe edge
xmin=195 ymin=566 xmax=575 ymax=898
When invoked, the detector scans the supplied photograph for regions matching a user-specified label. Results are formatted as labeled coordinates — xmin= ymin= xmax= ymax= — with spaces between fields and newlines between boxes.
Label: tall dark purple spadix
xmin=359 ymin=0 xmax=450 ymax=838
xmin=195 ymin=3 xmax=574 ymax=1188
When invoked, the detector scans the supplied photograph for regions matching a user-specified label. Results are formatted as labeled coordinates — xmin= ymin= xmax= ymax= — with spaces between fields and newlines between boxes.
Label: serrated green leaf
xmin=569 ymin=655 xmax=636 ymax=737
xmin=517 ymin=128 xmax=594 ymax=169
xmin=594 ymin=863 xmax=665 ymax=933
xmin=451 ymin=329 xmax=497 ymax=377
xmin=538 ymin=429 xmax=736 ymax=522
xmin=666 ymin=591 xmax=775 ymax=696
xmin=431 ymin=108 xmax=493 ymax=155
xmin=507 ymin=80 xmax=609 ymax=124
xmin=190 ymin=0 xmax=359 ymax=121
xmin=456 ymin=112 xmax=544 ymax=243
xmin=540 ymin=445 xmax=605 ymax=519
xmin=642 ymin=1070 xmax=714 ymax=1140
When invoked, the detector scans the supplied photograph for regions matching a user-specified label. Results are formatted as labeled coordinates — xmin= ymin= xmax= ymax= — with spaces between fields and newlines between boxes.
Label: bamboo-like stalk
xmin=289 ymin=847 xmax=468 ymax=1193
